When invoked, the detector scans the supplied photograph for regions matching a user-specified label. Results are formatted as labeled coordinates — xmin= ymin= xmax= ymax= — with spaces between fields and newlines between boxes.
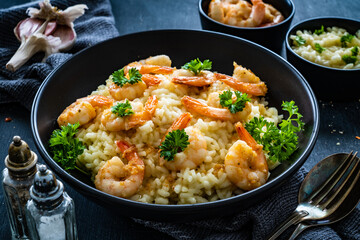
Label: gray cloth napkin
xmin=134 ymin=168 xmax=360 ymax=240
xmin=0 ymin=0 xmax=119 ymax=110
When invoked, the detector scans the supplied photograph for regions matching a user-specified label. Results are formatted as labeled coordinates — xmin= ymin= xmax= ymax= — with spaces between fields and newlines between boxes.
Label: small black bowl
xmin=285 ymin=17 xmax=360 ymax=101
xmin=199 ymin=0 xmax=295 ymax=54
xmin=31 ymin=29 xmax=319 ymax=222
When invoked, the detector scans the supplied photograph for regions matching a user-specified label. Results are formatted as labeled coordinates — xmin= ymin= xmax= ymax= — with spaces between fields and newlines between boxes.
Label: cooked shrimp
xmin=224 ymin=122 xmax=268 ymax=191
xmin=124 ymin=62 xmax=175 ymax=75
xmin=232 ymin=62 xmax=260 ymax=83
xmin=101 ymin=96 xmax=158 ymax=131
xmin=209 ymin=0 xmax=266 ymax=28
xmin=215 ymin=73 xmax=267 ymax=96
xmin=181 ymin=96 xmax=251 ymax=122
xmin=57 ymin=95 xmax=114 ymax=127
xmin=260 ymin=3 xmax=284 ymax=27
xmin=161 ymin=113 xmax=207 ymax=171
xmin=108 ymin=80 xmax=147 ymax=101
xmin=94 ymin=140 xmax=145 ymax=198
xmin=172 ymin=69 xmax=215 ymax=87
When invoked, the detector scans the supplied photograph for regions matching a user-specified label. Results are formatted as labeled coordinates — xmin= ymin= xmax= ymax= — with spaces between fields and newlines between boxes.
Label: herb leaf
xmin=245 ymin=101 xmax=304 ymax=163
xmin=111 ymin=100 xmax=134 ymax=117
xmin=295 ymin=36 xmax=306 ymax=46
xmin=182 ymin=58 xmax=212 ymax=75
xmin=49 ymin=123 xmax=87 ymax=173
xmin=159 ymin=129 xmax=190 ymax=161
xmin=340 ymin=34 xmax=354 ymax=47
xmin=351 ymin=46 xmax=359 ymax=56
xmin=315 ymin=43 xmax=325 ymax=53
xmin=314 ymin=25 xmax=324 ymax=35
xmin=342 ymin=55 xmax=357 ymax=64
xmin=219 ymin=90 xmax=251 ymax=113
xmin=112 ymin=68 xmax=142 ymax=87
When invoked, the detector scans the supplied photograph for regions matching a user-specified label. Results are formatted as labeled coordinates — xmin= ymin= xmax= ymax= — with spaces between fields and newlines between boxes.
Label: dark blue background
xmin=1 ymin=0 xmax=359 ymax=239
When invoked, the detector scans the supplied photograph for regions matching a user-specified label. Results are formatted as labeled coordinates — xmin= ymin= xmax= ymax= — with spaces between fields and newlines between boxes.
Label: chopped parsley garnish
xmin=245 ymin=101 xmax=304 ymax=163
xmin=315 ymin=43 xmax=325 ymax=53
xmin=159 ymin=129 xmax=190 ymax=161
xmin=295 ymin=36 xmax=306 ymax=46
xmin=342 ymin=55 xmax=357 ymax=64
xmin=111 ymin=100 xmax=134 ymax=117
xmin=340 ymin=34 xmax=354 ymax=47
xmin=182 ymin=58 xmax=212 ymax=75
xmin=314 ymin=25 xmax=325 ymax=35
xmin=49 ymin=123 xmax=88 ymax=174
xmin=219 ymin=90 xmax=251 ymax=113
xmin=112 ymin=68 xmax=142 ymax=87
xmin=351 ymin=46 xmax=359 ymax=56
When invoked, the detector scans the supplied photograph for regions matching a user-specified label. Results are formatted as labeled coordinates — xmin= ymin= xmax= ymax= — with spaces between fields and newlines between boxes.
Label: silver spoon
xmin=289 ymin=153 xmax=360 ymax=239
xmin=268 ymin=152 xmax=360 ymax=240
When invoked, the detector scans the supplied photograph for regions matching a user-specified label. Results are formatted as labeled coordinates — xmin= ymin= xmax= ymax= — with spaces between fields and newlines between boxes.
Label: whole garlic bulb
xmin=6 ymin=0 xmax=87 ymax=72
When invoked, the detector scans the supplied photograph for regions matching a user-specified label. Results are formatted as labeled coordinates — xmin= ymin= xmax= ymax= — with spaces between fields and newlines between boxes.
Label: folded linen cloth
xmin=134 ymin=168 xmax=360 ymax=240
xmin=0 ymin=0 xmax=119 ymax=110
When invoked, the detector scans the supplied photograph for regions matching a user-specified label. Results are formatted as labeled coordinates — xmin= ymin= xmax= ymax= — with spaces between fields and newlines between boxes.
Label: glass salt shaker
xmin=25 ymin=165 xmax=78 ymax=240
xmin=2 ymin=136 xmax=38 ymax=240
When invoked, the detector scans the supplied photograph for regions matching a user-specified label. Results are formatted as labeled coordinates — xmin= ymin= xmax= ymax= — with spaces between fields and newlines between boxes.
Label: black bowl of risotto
xmin=31 ymin=29 xmax=319 ymax=221
xmin=199 ymin=0 xmax=295 ymax=54
xmin=286 ymin=17 xmax=360 ymax=100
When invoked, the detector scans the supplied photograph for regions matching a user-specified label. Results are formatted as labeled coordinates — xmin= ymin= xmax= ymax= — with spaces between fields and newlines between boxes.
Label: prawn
xmin=160 ymin=113 xmax=207 ymax=171
xmin=94 ymin=140 xmax=145 ymax=198
xmin=101 ymin=95 xmax=158 ymax=131
xmin=260 ymin=4 xmax=284 ymax=27
xmin=181 ymin=96 xmax=251 ymax=122
xmin=215 ymin=73 xmax=267 ymax=96
xmin=57 ymin=95 xmax=114 ymax=127
xmin=224 ymin=122 xmax=268 ymax=191
xmin=172 ymin=69 xmax=216 ymax=87
xmin=109 ymin=60 xmax=175 ymax=101
xmin=209 ymin=0 xmax=266 ymax=28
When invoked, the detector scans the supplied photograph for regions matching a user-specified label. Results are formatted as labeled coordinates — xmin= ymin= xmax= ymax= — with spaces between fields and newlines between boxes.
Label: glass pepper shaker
xmin=2 ymin=136 xmax=38 ymax=240
xmin=25 ymin=165 xmax=78 ymax=240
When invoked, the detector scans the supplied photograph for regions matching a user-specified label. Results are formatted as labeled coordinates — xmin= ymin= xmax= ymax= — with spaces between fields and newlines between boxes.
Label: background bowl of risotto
xmin=31 ymin=29 xmax=319 ymax=221
xmin=286 ymin=17 xmax=360 ymax=100
xmin=198 ymin=0 xmax=295 ymax=54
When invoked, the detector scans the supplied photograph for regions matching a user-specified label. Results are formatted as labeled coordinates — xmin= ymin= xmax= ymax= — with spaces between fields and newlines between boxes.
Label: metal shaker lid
xmin=5 ymin=136 xmax=37 ymax=177
xmin=30 ymin=165 xmax=64 ymax=209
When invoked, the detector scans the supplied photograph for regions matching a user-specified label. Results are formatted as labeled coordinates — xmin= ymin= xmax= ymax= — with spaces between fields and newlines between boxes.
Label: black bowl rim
xmin=198 ymin=0 xmax=295 ymax=30
xmin=31 ymin=29 xmax=319 ymax=212
xmin=285 ymin=16 xmax=360 ymax=72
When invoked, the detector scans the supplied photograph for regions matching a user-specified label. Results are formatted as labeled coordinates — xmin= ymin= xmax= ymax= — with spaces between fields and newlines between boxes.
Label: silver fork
xmin=267 ymin=152 xmax=360 ymax=240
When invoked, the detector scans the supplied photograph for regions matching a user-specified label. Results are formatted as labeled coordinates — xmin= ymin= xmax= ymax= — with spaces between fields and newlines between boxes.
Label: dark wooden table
xmin=1 ymin=0 xmax=359 ymax=239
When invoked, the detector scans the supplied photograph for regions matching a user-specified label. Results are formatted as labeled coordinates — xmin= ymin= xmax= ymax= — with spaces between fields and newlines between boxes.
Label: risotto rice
xmin=290 ymin=26 xmax=360 ymax=69
xmin=59 ymin=55 xmax=284 ymax=204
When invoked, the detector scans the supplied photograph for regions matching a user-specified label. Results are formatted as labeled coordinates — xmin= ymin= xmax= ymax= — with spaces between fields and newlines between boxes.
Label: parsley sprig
xmin=182 ymin=58 xmax=212 ymax=75
xmin=111 ymin=100 xmax=134 ymax=117
xmin=315 ymin=43 xmax=325 ymax=53
xmin=49 ymin=123 xmax=88 ymax=174
xmin=159 ymin=129 xmax=190 ymax=161
xmin=342 ymin=46 xmax=359 ymax=64
xmin=219 ymin=90 xmax=251 ymax=113
xmin=314 ymin=25 xmax=325 ymax=35
xmin=340 ymin=34 xmax=354 ymax=47
xmin=245 ymin=101 xmax=304 ymax=163
xmin=112 ymin=68 xmax=142 ymax=87
xmin=295 ymin=36 xmax=306 ymax=46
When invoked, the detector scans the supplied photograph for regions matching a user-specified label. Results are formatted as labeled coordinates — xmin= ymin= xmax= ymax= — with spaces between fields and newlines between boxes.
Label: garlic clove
xmin=50 ymin=25 xmax=75 ymax=52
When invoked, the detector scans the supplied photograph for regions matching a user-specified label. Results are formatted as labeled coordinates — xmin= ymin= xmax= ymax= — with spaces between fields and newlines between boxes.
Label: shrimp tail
xmin=172 ymin=76 xmax=214 ymax=87
xmin=215 ymin=73 xmax=267 ymax=96
xmin=182 ymin=96 xmax=233 ymax=121
xmin=116 ymin=140 xmax=143 ymax=166
xmin=161 ymin=112 xmax=192 ymax=143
